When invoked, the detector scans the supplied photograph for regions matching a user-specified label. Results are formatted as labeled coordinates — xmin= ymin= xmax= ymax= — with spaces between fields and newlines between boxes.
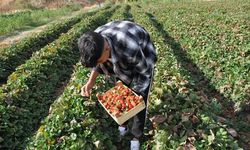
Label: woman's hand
xmin=81 ymin=81 xmax=94 ymax=97
xmin=81 ymin=69 xmax=100 ymax=97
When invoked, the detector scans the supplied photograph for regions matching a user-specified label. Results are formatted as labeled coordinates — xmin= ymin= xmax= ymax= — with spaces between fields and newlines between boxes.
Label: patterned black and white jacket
xmin=93 ymin=20 xmax=157 ymax=96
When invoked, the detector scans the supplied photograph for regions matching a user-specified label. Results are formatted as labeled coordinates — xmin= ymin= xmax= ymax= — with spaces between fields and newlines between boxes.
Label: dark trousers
xmin=103 ymin=67 xmax=154 ymax=138
xmin=122 ymin=69 xmax=154 ymax=138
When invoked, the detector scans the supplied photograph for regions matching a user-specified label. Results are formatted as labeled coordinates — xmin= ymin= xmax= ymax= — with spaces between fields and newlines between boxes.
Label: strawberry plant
xmin=0 ymin=0 xmax=248 ymax=149
xmin=0 ymin=6 xmax=116 ymax=149
xmin=26 ymin=63 xmax=119 ymax=149
xmin=26 ymin=6 xmax=131 ymax=149
xmin=130 ymin=2 xmax=244 ymax=149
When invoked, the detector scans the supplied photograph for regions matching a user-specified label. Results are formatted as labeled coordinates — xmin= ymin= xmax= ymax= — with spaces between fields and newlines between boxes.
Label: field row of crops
xmin=137 ymin=1 xmax=249 ymax=149
xmin=148 ymin=0 xmax=249 ymax=111
xmin=0 ymin=0 xmax=249 ymax=149
xmin=26 ymin=5 xmax=133 ymax=150
xmin=0 ymin=8 xmax=97 ymax=81
xmin=0 ymin=5 xmax=117 ymax=149
xmin=130 ymin=2 xmax=247 ymax=149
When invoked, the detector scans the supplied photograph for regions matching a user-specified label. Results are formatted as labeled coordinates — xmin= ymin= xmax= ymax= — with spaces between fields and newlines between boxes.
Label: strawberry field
xmin=0 ymin=0 xmax=249 ymax=149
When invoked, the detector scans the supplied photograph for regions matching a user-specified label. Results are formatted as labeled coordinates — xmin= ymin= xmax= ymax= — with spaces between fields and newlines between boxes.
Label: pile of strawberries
xmin=97 ymin=83 xmax=143 ymax=117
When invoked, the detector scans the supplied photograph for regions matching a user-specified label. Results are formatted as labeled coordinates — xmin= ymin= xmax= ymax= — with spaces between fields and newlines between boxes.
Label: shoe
xmin=118 ymin=126 xmax=129 ymax=142
xmin=118 ymin=126 xmax=128 ymax=136
xmin=130 ymin=139 xmax=140 ymax=150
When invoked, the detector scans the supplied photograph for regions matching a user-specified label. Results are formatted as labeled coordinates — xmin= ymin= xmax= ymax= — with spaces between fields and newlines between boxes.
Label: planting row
xmin=0 ymin=8 xmax=95 ymax=80
xmin=26 ymin=5 xmax=132 ymax=149
xmin=149 ymin=1 xmax=249 ymax=111
xmin=130 ymin=3 xmax=242 ymax=149
xmin=0 ymin=6 xmax=116 ymax=149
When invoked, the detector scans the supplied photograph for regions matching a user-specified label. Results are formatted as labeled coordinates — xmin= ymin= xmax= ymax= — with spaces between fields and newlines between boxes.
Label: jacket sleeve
xmin=92 ymin=65 xmax=104 ymax=74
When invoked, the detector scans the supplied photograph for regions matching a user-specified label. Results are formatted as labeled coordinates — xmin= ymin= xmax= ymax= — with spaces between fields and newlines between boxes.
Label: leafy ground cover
xmin=26 ymin=5 xmax=132 ymax=149
xmin=131 ymin=4 xmax=238 ymax=149
xmin=0 ymin=0 xmax=249 ymax=149
xmin=0 ymin=9 xmax=95 ymax=82
xmin=0 ymin=6 xmax=115 ymax=149
xmin=135 ymin=0 xmax=249 ymax=149
xmin=148 ymin=0 xmax=249 ymax=111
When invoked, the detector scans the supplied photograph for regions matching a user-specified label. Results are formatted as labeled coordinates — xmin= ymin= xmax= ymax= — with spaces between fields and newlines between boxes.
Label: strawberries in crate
xmin=96 ymin=82 xmax=144 ymax=124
